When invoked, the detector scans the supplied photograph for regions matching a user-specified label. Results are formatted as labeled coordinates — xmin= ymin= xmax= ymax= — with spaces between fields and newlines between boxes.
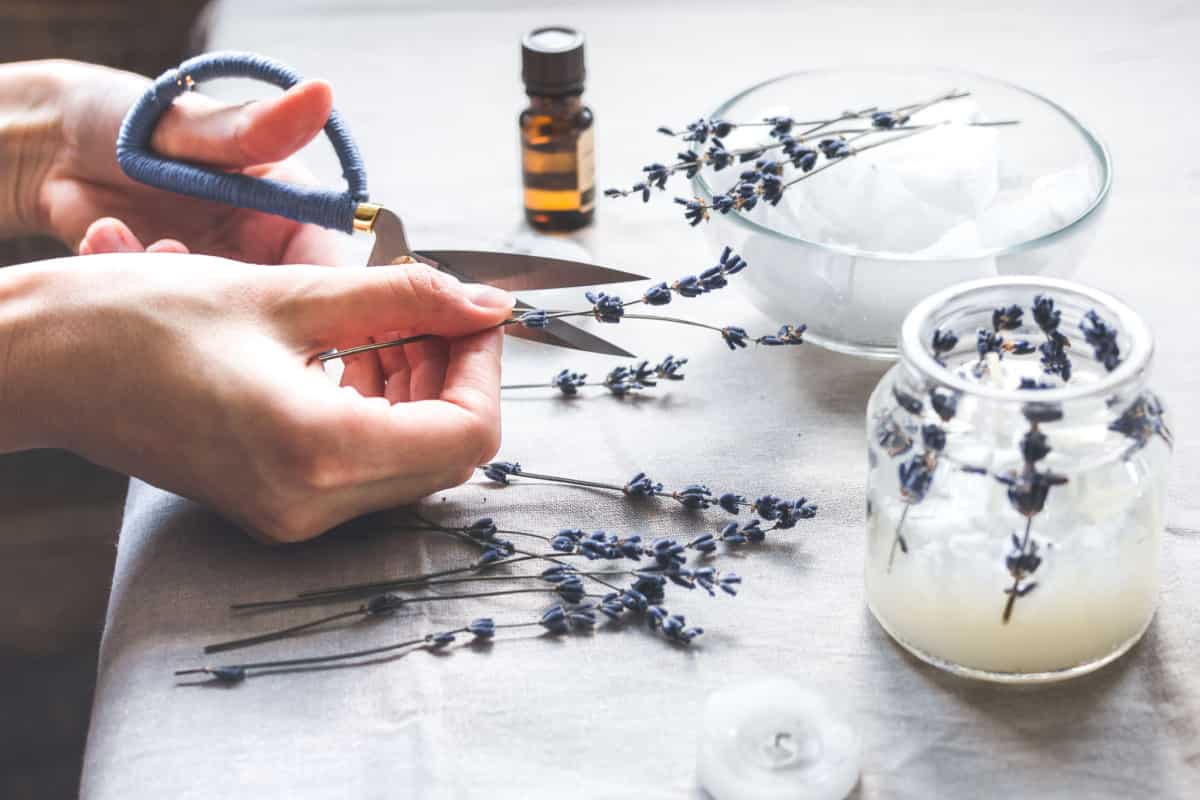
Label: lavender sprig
xmin=511 ymin=247 xmax=807 ymax=351
xmin=1033 ymin=294 xmax=1072 ymax=382
xmin=1110 ymin=393 xmax=1173 ymax=458
xmin=607 ymin=90 xmax=1019 ymax=224
xmin=649 ymin=94 xmax=969 ymax=145
xmin=994 ymin=407 xmax=1067 ymax=623
xmin=480 ymin=461 xmax=816 ymax=525
xmin=320 ymin=249 xmax=806 ymax=363
xmin=502 ymin=356 xmax=688 ymax=397
xmin=888 ymin=423 xmax=947 ymax=570
xmin=235 ymin=511 xmax=794 ymax=614
xmin=178 ymin=600 xmax=707 ymax=685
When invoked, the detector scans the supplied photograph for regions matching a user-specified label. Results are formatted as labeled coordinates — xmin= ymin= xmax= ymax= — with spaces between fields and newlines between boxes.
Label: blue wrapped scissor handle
xmin=116 ymin=51 xmax=369 ymax=234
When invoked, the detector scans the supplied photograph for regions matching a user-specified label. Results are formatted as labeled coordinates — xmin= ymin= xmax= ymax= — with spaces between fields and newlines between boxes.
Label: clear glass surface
xmin=694 ymin=67 xmax=1112 ymax=358
xmin=864 ymin=277 xmax=1170 ymax=682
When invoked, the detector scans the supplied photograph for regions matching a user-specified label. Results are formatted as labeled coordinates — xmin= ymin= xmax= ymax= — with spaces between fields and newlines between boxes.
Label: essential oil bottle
xmin=519 ymin=26 xmax=594 ymax=232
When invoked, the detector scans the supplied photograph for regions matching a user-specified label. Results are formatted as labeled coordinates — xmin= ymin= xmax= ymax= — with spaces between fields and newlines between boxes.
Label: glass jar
xmin=865 ymin=276 xmax=1172 ymax=682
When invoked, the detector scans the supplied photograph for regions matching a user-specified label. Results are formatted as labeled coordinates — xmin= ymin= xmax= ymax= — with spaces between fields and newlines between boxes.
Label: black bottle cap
xmin=521 ymin=26 xmax=585 ymax=95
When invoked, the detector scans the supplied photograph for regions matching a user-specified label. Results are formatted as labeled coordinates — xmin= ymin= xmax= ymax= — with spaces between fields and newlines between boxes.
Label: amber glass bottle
xmin=519 ymin=26 xmax=594 ymax=232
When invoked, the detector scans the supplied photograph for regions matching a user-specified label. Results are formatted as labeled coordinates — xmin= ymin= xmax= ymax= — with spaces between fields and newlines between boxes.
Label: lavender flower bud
xmin=721 ymin=326 xmax=750 ymax=350
xmin=930 ymin=387 xmax=960 ymax=422
xmin=540 ymin=605 xmax=569 ymax=634
xmin=871 ymin=111 xmax=898 ymax=129
xmin=643 ymin=282 xmax=673 ymax=306
xmin=600 ymin=595 xmax=626 ymax=619
xmin=620 ymin=589 xmax=650 ymax=611
xmin=647 ymin=605 xmax=669 ymax=630
xmin=540 ymin=565 xmax=577 ymax=583
xmin=519 ymin=309 xmax=549 ymax=329
xmin=551 ymin=369 xmax=586 ymax=395
xmin=672 ymin=275 xmax=705 ymax=298
xmin=208 ymin=665 xmax=246 ymax=684
xmin=619 ymin=535 xmax=644 ymax=559
xmin=624 ymin=472 xmax=663 ymax=497
xmin=427 ymin=631 xmax=456 ymax=648
xmin=556 ymin=577 xmax=586 ymax=604
xmin=676 ymin=197 xmax=709 ymax=226
xmin=931 ymin=328 xmax=959 ymax=358
xmin=586 ymin=291 xmax=625 ymax=323
xmin=719 ymin=573 xmax=742 ymax=596
xmin=632 ymin=574 xmax=667 ymax=604
xmin=898 ymin=456 xmax=934 ymax=503
xmin=467 ymin=618 xmax=496 ymax=639
xmin=791 ymin=149 xmax=818 ymax=171
xmin=752 ymin=495 xmax=783 ymax=520
xmin=1080 ymin=310 xmax=1121 ymax=372
xmin=1020 ymin=430 xmax=1051 ymax=463
xmin=719 ymin=246 xmax=748 ymax=274
xmin=699 ymin=265 xmax=728 ymax=292
xmin=464 ymin=517 xmax=498 ymax=542
xmin=666 ymin=566 xmax=696 ymax=589
xmin=366 ymin=593 xmax=404 ymax=616
xmin=742 ymin=519 xmax=766 ymax=543
xmin=1032 ymin=295 xmax=1061 ymax=334
xmin=893 ymin=387 xmax=923 ymax=415
xmin=992 ymin=304 xmax=1024 ymax=331
xmin=1022 ymin=402 xmax=1064 ymax=425
xmin=674 ymin=484 xmax=713 ymax=510
xmin=921 ymin=425 xmax=947 ymax=453
xmin=719 ymin=520 xmax=748 ymax=545
xmin=642 ymin=162 xmax=670 ymax=189
xmin=567 ymin=605 xmax=595 ymax=630
xmin=718 ymin=492 xmax=744 ymax=514
xmin=483 ymin=461 xmax=521 ymax=484
xmin=655 ymin=354 xmax=687 ymax=380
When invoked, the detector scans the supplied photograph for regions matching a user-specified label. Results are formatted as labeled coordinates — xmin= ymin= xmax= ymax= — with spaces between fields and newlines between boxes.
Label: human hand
xmin=1 ymin=253 xmax=513 ymax=542
xmin=5 ymin=59 xmax=339 ymax=265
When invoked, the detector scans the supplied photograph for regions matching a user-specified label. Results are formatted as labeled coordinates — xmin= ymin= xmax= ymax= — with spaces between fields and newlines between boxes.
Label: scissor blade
xmin=414 ymin=250 xmax=648 ymax=292
xmin=505 ymin=301 xmax=637 ymax=358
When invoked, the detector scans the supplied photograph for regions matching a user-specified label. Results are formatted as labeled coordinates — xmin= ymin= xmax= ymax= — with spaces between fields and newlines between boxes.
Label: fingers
xmin=404 ymin=337 xmax=450 ymax=402
xmin=146 ymin=239 xmax=189 ymax=254
xmin=78 ymin=217 xmax=190 ymax=255
xmin=285 ymin=263 xmax=514 ymax=351
xmin=151 ymin=80 xmax=334 ymax=169
xmin=78 ymin=217 xmax=143 ymax=254
xmin=379 ymin=334 xmax=412 ymax=404
xmin=305 ymin=328 xmax=503 ymax=485
xmin=339 ymin=346 xmax=385 ymax=397
xmin=438 ymin=328 xmax=504 ymax=439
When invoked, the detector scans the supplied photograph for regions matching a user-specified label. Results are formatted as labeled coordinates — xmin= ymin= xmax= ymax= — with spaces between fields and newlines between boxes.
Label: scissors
xmin=115 ymin=51 xmax=645 ymax=359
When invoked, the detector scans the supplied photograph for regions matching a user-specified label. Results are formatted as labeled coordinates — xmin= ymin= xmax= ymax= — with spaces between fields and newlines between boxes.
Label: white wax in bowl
xmin=698 ymin=679 xmax=860 ymax=800
xmin=709 ymin=95 xmax=1102 ymax=353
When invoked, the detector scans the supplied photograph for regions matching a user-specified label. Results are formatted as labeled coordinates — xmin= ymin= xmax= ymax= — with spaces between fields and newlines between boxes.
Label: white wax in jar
xmin=867 ymin=430 xmax=1165 ymax=676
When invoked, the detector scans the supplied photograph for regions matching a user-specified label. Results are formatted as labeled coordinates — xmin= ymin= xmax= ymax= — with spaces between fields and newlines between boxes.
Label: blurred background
xmin=0 ymin=4 xmax=211 ymax=797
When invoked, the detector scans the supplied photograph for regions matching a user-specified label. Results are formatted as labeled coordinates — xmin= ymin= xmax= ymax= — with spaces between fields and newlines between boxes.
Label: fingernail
xmin=463 ymin=283 xmax=514 ymax=311
xmin=84 ymin=218 xmax=141 ymax=254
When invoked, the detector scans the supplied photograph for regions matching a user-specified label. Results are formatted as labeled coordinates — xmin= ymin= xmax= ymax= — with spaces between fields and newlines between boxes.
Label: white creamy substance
xmin=867 ymin=354 xmax=1168 ymax=677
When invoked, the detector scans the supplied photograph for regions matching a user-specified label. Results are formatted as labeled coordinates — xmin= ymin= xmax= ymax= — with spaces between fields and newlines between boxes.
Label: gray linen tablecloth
xmin=80 ymin=1 xmax=1199 ymax=797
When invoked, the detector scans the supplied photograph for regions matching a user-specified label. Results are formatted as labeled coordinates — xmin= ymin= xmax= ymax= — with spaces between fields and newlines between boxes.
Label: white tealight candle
xmin=697 ymin=679 xmax=860 ymax=800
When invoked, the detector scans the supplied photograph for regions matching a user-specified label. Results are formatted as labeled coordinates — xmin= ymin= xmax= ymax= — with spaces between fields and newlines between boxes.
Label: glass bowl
xmin=693 ymin=67 xmax=1111 ymax=359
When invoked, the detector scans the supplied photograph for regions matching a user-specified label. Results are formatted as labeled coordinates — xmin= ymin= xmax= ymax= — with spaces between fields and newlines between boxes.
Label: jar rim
xmin=900 ymin=276 xmax=1153 ymax=403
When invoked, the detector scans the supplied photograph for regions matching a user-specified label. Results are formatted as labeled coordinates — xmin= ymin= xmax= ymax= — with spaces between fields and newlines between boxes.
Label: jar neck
xmin=897 ymin=276 xmax=1153 ymax=415
xmin=525 ymin=92 xmax=583 ymax=114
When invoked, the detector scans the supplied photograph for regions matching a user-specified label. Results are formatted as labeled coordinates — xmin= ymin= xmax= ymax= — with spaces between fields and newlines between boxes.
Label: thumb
xmin=150 ymin=79 xmax=333 ymax=168
xmin=285 ymin=262 xmax=515 ymax=346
